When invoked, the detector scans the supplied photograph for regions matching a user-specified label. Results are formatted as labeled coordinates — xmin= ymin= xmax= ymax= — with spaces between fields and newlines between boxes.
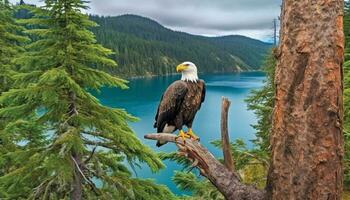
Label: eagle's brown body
xmin=154 ymin=80 xmax=206 ymax=146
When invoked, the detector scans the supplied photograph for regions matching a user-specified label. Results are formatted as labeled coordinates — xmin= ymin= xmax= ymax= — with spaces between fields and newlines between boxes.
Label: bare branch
xmin=84 ymin=146 xmax=97 ymax=164
xmin=144 ymin=133 xmax=264 ymax=200
xmin=71 ymin=156 xmax=99 ymax=195
xmin=144 ymin=133 xmax=177 ymax=143
xmin=239 ymin=151 xmax=270 ymax=168
xmin=221 ymin=97 xmax=235 ymax=172
xmin=83 ymin=139 xmax=121 ymax=152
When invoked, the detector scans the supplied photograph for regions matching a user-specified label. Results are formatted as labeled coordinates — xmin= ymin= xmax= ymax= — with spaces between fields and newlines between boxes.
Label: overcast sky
xmin=10 ymin=0 xmax=282 ymax=41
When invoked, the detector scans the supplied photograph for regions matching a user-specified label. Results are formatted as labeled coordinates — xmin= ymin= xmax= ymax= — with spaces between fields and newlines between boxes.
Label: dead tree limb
xmin=221 ymin=97 xmax=235 ymax=172
xmin=144 ymin=133 xmax=265 ymax=199
xmin=145 ymin=98 xmax=265 ymax=200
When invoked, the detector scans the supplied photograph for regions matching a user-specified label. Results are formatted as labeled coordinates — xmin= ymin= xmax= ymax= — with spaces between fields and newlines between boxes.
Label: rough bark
xmin=266 ymin=0 xmax=344 ymax=199
xmin=221 ymin=97 xmax=235 ymax=172
xmin=145 ymin=133 xmax=265 ymax=200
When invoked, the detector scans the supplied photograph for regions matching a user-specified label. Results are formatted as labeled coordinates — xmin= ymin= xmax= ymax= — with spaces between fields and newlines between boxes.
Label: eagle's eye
xmin=184 ymin=63 xmax=190 ymax=66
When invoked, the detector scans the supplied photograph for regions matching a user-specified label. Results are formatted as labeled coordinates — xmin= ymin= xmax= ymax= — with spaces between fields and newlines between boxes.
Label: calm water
xmin=93 ymin=72 xmax=265 ymax=195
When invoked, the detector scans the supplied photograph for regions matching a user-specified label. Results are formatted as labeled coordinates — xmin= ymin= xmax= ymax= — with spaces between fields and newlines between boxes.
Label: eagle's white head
xmin=176 ymin=61 xmax=198 ymax=82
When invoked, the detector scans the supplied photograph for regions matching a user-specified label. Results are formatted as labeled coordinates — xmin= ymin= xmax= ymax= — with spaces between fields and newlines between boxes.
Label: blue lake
xmin=93 ymin=72 xmax=265 ymax=195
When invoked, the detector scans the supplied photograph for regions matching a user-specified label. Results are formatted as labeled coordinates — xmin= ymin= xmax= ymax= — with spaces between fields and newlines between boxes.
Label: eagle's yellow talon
xmin=188 ymin=129 xmax=200 ymax=141
xmin=175 ymin=130 xmax=190 ymax=143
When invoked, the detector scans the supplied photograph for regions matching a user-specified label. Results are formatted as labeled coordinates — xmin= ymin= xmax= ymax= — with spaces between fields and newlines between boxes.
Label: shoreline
xmin=125 ymin=70 xmax=264 ymax=80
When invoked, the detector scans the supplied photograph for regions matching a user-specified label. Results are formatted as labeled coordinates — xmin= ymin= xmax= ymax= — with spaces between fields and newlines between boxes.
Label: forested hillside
xmin=90 ymin=15 xmax=272 ymax=77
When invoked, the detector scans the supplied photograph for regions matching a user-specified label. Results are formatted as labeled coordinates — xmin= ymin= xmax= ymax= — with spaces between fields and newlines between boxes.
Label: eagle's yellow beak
xmin=176 ymin=64 xmax=188 ymax=72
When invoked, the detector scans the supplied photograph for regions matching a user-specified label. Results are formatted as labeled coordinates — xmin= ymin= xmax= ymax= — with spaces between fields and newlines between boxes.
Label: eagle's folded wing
xmin=154 ymin=81 xmax=188 ymax=132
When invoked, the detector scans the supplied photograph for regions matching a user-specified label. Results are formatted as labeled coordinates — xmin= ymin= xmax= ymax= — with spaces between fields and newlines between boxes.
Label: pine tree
xmin=0 ymin=0 xmax=28 ymax=94
xmin=0 ymin=0 xmax=28 ymax=166
xmin=0 ymin=1 xmax=43 ymax=198
xmin=0 ymin=0 xmax=174 ymax=199
xmin=245 ymin=49 xmax=276 ymax=156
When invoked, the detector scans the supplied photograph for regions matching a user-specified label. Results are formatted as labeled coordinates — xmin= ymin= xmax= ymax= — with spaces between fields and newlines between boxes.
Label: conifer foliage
xmin=0 ymin=0 xmax=28 ymax=93
xmin=245 ymin=50 xmax=276 ymax=156
xmin=343 ymin=0 xmax=350 ymax=190
xmin=0 ymin=0 xmax=174 ymax=199
xmin=0 ymin=2 xmax=37 ymax=196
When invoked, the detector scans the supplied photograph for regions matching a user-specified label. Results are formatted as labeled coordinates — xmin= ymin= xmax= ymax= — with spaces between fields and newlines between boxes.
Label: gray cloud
xmin=10 ymin=0 xmax=282 ymax=40
xmin=88 ymin=0 xmax=281 ymax=39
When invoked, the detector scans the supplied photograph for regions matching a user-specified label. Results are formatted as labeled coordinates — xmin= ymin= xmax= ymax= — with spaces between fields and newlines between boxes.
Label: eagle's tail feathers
xmin=156 ymin=141 xmax=167 ymax=147
xmin=156 ymin=124 xmax=175 ymax=148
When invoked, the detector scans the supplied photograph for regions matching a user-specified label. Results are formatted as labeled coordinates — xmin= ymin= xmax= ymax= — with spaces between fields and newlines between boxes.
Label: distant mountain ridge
xmin=89 ymin=14 xmax=272 ymax=77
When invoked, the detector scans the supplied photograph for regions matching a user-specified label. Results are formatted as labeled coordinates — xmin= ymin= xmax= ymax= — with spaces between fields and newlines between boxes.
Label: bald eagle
xmin=154 ymin=62 xmax=206 ymax=147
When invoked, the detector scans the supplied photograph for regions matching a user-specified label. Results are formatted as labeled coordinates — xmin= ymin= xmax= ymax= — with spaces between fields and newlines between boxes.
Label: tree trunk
xmin=266 ymin=0 xmax=344 ymax=199
xmin=68 ymin=91 xmax=83 ymax=200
